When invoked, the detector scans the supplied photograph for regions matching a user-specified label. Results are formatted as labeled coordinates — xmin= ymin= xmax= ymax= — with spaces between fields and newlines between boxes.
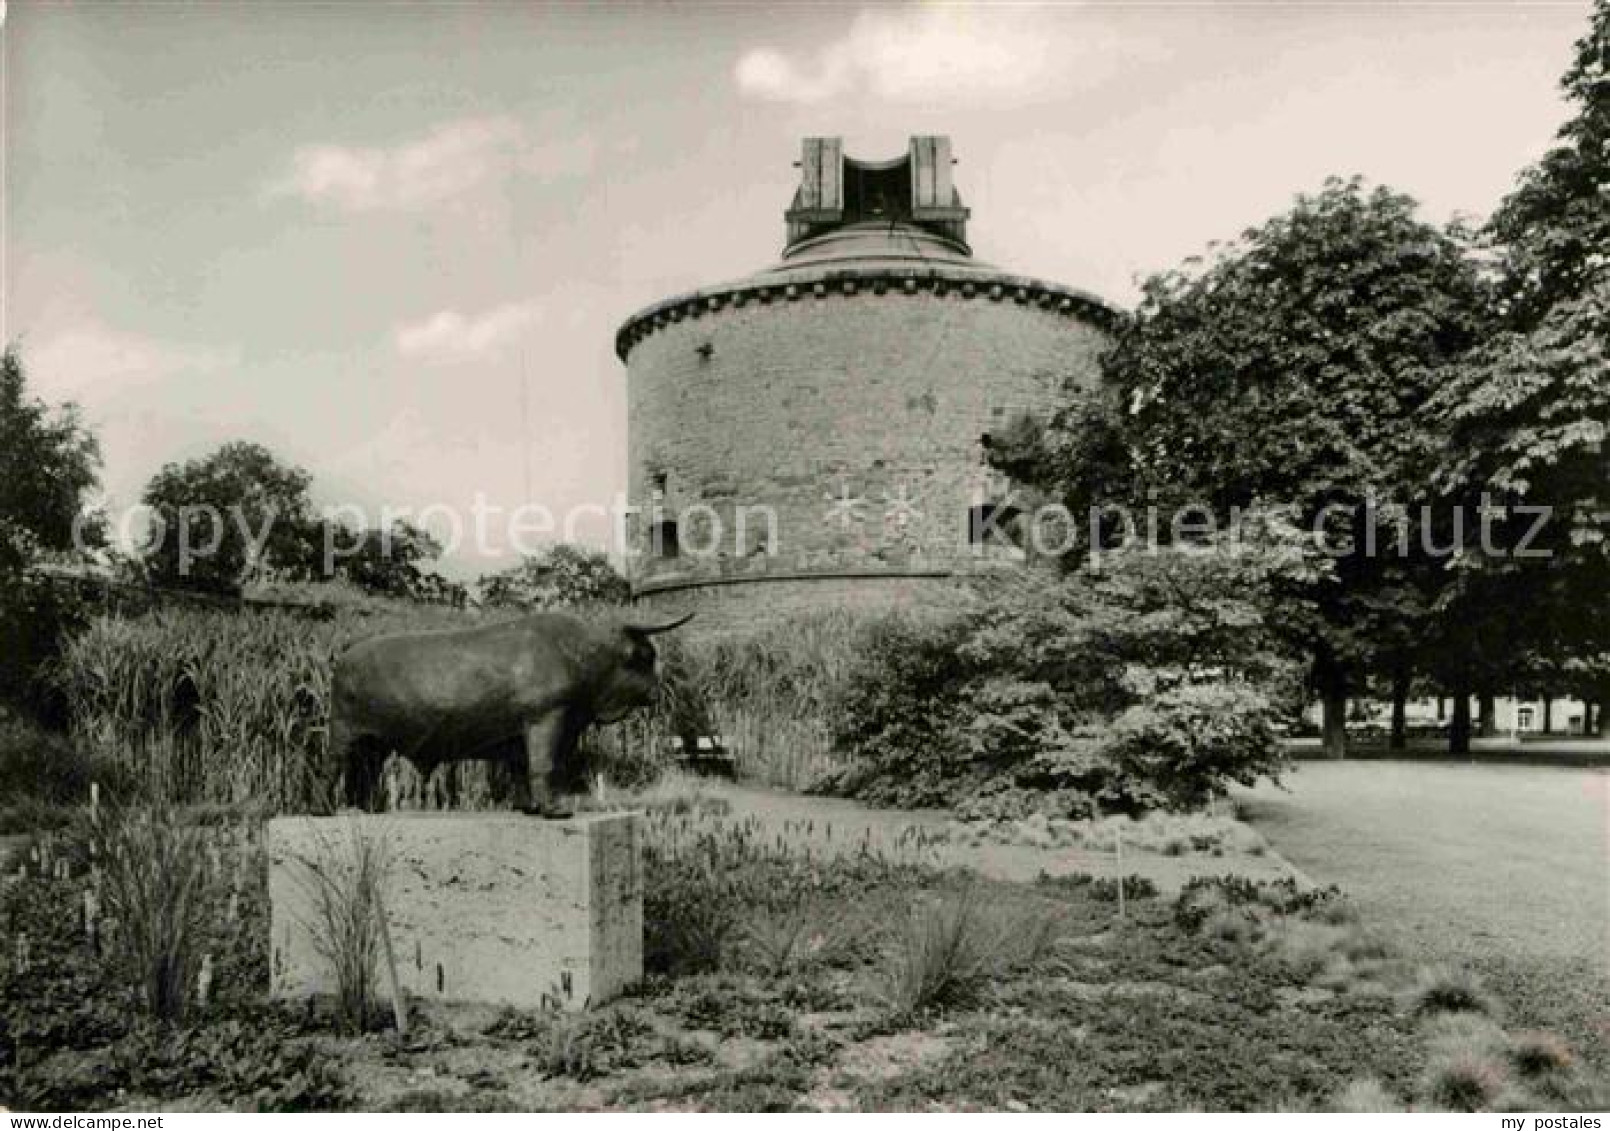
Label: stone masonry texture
xmin=622 ymin=287 xmax=1110 ymax=627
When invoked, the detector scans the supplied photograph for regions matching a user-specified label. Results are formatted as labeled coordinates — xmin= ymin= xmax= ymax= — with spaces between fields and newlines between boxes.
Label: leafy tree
xmin=1016 ymin=178 xmax=1487 ymax=756
xmin=141 ymin=441 xmax=315 ymax=596
xmin=1427 ymin=274 xmax=1610 ymax=750
xmin=476 ymin=544 xmax=630 ymax=610
xmin=140 ymin=442 xmax=464 ymax=604
xmin=1435 ymin=285 xmax=1608 ymax=569
xmin=301 ymin=517 xmax=464 ymax=605
xmin=986 ymin=390 xmax=1135 ymax=560
xmin=1489 ymin=0 xmax=1609 ymax=326
xmin=393 ymin=566 xmax=470 ymax=608
xmin=1425 ymin=3 xmax=1610 ymax=747
xmin=0 ymin=347 xmax=102 ymax=558
xmin=0 ymin=347 xmax=103 ymax=710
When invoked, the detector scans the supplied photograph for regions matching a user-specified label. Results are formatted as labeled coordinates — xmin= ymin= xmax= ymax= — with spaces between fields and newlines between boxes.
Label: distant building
xmin=1302 ymin=694 xmax=1598 ymax=737
xmin=615 ymin=135 xmax=1116 ymax=630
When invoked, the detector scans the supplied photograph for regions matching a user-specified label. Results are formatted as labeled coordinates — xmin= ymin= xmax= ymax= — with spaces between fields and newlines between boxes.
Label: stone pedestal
xmin=267 ymin=811 xmax=643 ymax=1012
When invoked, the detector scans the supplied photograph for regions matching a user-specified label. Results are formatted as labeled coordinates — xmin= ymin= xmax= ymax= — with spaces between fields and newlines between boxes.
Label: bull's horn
xmin=625 ymin=612 xmax=695 ymax=636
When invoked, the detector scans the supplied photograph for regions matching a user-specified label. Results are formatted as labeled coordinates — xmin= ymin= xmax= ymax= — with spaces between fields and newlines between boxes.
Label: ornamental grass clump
xmin=287 ymin=820 xmax=393 ymax=1033
xmin=92 ymin=803 xmax=218 ymax=1023
xmin=879 ymin=884 xmax=1063 ymax=1017
xmin=1406 ymin=966 xmax=1501 ymax=1021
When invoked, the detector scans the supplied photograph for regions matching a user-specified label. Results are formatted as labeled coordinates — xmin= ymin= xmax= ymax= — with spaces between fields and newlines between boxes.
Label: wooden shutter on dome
xmin=795 ymin=136 xmax=843 ymax=218
xmin=909 ymin=135 xmax=967 ymax=221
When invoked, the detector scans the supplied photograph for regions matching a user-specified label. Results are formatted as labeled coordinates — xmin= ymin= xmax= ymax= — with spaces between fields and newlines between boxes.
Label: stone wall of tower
xmin=621 ymin=280 xmax=1111 ymax=621
xmin=632 ymin=573 xmax=972 ymax=635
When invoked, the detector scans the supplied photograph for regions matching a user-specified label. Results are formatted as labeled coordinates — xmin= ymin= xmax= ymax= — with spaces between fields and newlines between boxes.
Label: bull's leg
xmin=328 ymin=714 xmax=371 ymax=811
xmin=343 ymin=737 xmax=386 ymax=812
xmin=521 ymin=710 xmax=576 ymax=818
xmin=550 ymin=711 xmax=589 ymax=795
xmin=319 ymin=716 xmax=353 ymax=814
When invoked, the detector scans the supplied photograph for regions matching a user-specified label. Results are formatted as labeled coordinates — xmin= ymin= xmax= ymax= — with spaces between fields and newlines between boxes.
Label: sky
xmin=2 ymin=0 xmax=1592 ymax=577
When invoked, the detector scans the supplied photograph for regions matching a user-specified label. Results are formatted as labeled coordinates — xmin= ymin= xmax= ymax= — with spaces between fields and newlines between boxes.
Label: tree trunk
xmin=1320 ymin=690 xmax=1348 ymax=759
xmin=1449 ymin=688 xmax=1472 ymax=757
xmin=1478 ymin=692 xmax=1495 ymax=738
xmin=1314 ymin=653 xmax=1349 ymax=759
xmin=1389 ymin=667 xmax=1410 ymax=752
xmin=1542 ymin=697 xmax=1553 ymax=735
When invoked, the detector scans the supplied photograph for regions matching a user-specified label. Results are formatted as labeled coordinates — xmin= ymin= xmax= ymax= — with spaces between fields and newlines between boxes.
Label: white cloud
xmin=394 ymin=300 xmax=542 ymax=364
xmin=271 ymin=116 xmax=596 ymax=212
xmin=735 ymin=4 xmax=1162 ymax=106
xmin=24 ymin=323 xmax=235 ymax=402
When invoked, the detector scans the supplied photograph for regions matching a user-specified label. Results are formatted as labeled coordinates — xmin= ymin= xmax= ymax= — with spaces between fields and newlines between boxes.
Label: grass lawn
xmin=1284 ymin=735 xmax=1610 ymax=767
xmin=1239 ymin=760 xmax=1610 ymax=1081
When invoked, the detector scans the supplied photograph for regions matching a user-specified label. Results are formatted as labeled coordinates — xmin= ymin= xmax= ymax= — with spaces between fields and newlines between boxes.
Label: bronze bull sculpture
xmin=326 ymin=610 xmax=692 ymax=815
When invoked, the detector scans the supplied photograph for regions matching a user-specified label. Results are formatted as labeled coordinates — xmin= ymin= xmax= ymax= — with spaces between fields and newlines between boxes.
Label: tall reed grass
xmin=54 ymin=602 xmax=933 ymax=811
xmin=55 ymin=605 xmax=466 ymax=810
xmin=604 ymin=610 xmax=935 ymax=791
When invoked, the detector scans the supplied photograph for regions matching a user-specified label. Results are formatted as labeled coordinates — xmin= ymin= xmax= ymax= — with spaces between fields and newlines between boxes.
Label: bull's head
xmin=591 ymin=612 xmax=695 ymax=723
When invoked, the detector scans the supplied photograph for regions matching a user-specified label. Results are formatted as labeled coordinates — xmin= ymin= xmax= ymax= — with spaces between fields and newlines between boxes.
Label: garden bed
xmin=2 ymin=800 xmax=1601 ymax=1112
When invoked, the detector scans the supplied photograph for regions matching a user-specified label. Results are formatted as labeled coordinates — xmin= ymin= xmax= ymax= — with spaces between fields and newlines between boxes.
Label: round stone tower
xmin=615 ymin=136 xmax=1117 ymax=630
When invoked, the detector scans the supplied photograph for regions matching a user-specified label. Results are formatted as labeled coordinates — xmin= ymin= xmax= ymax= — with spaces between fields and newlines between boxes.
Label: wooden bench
xmin=669 ymin=735 xmax=737 ymax=779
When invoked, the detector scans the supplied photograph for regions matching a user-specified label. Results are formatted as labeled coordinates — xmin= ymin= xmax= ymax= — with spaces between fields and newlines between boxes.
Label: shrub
xmin=1071 ymin=810 xmax=1268 ymax=856
xmin=657 ymin=1033 xmax=717 ymax=1067
xmin=1037 ymin=872 xmax=1159 ymax=902
xmin=826 ymin=542 xmax=1301 ymax=817
xmin=383 ymin=1088 xmax=519 ymax=1112
xmin=1274 ymin=918 xmax=1389 ymax=984
xmin=0 ymin=716 xmax=88 ymax=804
xmin=826 ymin=613 xmax=976 ymax=808
xmin=954 ymin=785 xmax=1099 ymax=822
xmin=0 ymin=715 xmax=139 ymax=832
xmin=1100 ymin=681 xmax=1284 ymax=810
xmin=1174 ymin=876 xmax=1348 ymax=932
xmin=715 ymin=995 xmax=798 ymax=1041
xmin=475 ymin=544 xmax=630 ymax=610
